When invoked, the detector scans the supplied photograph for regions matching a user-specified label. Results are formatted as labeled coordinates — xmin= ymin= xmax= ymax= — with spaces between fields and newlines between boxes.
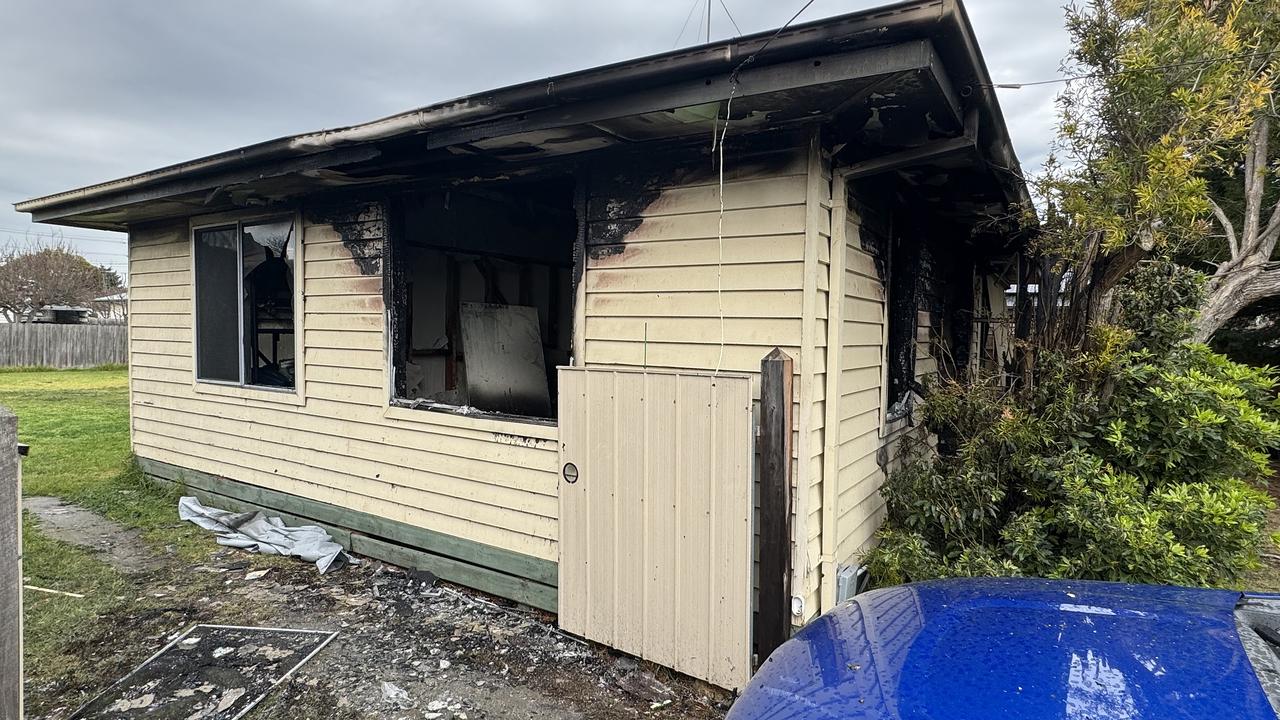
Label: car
xmin=728 ymin=577 xmax=1280 ymax=719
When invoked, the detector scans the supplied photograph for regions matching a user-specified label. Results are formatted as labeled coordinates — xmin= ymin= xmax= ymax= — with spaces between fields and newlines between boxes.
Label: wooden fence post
xmin=755 ymin=348 xmax=793 ymax=665
xmin=0 ymin=406 xmax=20 ymax=719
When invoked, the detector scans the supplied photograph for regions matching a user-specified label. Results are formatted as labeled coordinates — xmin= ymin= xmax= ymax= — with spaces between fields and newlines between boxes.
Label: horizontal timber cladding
xmin=834 ymin=196 xmax=889 ymax=566
xmin=580 ymin=135 xmax=817 ymax=625
xmin=140 ymin=458 xmax=557 ymax=610
xmin=581 ymin=139 xmax=810 ymax=381
xmin=126 ymin=207 xmax=562 ymax=610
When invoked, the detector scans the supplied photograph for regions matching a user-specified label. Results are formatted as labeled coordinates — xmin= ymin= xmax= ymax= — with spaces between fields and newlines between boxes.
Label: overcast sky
xmin=0 ymin=0 xmax=1069 ymax=276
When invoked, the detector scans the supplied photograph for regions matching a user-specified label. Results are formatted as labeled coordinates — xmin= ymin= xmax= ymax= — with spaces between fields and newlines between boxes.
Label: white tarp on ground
xmin=178 ymin=496 xmax=346 ymax=573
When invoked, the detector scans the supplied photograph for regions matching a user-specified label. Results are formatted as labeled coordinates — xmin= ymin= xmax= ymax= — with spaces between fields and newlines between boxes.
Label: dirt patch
xmin=24 ymin=497 xmax=162 ymax=574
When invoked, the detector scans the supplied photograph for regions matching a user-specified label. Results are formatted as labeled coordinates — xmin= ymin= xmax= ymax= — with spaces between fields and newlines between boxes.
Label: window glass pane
xmin=194 ymin=226 xmax=240 ymax=382
xmin=242 ymin=219 xmax=295 ymax=388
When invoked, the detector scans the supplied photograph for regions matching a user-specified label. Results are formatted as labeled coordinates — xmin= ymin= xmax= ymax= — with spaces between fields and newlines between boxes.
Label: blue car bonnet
xmin=729 ymin=578 xmax=1277 ymax=719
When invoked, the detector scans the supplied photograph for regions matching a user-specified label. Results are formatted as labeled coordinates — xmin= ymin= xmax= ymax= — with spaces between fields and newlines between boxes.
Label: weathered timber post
xmin=0 ymin=406 xmax=20 ymax=719
xmin=755 ymin=348 xmax=793 ymax=666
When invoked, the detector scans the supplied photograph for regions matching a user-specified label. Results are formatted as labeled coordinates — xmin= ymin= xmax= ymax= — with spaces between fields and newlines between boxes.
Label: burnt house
xmin=17 ymin=0 xmax=1026 ymax=689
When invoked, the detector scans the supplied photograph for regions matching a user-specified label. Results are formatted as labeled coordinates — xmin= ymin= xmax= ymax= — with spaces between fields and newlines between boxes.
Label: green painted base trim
xmin=351 ymin=535 xmax=556 ymax=611
xmin=139 ymin=457 xmax=558 ymax=612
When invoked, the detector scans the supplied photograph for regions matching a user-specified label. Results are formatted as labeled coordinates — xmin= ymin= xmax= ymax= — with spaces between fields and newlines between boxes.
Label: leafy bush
xmin=867 ymin=263 xmax=1280 ymax=588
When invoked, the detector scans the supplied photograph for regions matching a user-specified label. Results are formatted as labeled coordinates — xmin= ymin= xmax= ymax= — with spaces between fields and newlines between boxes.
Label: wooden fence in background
xmin=0 ymin=323 xmax=127 ymax=368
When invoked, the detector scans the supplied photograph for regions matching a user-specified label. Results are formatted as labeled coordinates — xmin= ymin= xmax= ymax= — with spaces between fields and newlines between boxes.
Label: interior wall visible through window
xmin=193 ymin=216 xmax=298 ymax=389
xmin=389 ymin=177 xmax=576 ymax=420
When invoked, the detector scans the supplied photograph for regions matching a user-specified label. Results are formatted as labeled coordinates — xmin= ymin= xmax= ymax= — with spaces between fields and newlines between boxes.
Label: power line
xmin=693 ymin=2 xmax=706 ymax=49
xmin=717 ymin=0 xmax=743 ymax=37
xmin=672 ymin=0 xmax=702 ymax=48
xmin=0 ymin=226 xmax=125 ymax=244
xmin=984 ymin=48 xmax=1280 ymax=90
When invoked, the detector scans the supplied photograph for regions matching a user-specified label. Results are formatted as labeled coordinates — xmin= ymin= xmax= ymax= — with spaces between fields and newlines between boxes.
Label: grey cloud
xmin=0 ymin=0 xmax=1069 ymax=274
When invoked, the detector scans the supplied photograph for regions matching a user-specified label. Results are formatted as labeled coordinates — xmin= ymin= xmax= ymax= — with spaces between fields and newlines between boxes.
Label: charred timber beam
xmin=842 ymin=108 xmax=978 ymax=181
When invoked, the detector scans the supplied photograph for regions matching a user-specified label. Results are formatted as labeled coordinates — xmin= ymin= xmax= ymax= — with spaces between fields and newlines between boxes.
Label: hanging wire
xmin=711 ymin=87 xmax=737 ymax=377
xmin=709 ymin=0 xmax=819 ymax=373
xmin=730 ymin=0 xmax=818 ymax=83
xmin=693 ymin=4 xmax=707 ymax=51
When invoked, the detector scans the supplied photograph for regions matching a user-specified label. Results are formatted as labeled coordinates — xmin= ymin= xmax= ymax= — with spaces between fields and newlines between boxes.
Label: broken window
xmin=884 ymin=216 xmax=922 ymax=421
xmin=389 ymin=177 xmax=577 ymax=420
xmin=193 ymin=217 xmax=297 ymax=388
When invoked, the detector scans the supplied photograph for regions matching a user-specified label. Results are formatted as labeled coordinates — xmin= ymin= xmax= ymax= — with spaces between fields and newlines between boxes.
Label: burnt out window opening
xmin=884 ymin=215 xmax=922 ymax=423
xmin=193 ymin=217 xmax=297 ymax=389
xmin=389 ymin=177 xmax=576 ymax=421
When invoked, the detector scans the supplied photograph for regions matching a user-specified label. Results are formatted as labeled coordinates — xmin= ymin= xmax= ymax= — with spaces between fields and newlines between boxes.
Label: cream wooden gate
xmin=557 ymin=367 xmax=754 ymax=690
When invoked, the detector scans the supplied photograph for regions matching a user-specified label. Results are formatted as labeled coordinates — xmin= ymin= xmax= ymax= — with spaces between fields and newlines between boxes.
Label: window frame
xmin=189 ymin=210 xmax=305 ymax=406
xmin=381 ymin=179 xmax=581 ymax=429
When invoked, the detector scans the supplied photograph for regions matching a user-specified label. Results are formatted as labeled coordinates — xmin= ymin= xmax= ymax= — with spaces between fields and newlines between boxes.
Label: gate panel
xmin=558 ymin=367 xmax=753 ymax=690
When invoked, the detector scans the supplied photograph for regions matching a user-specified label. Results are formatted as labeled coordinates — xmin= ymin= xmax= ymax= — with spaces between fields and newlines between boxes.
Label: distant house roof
xmin=16 ymin=0 xmax=1029 ymax=236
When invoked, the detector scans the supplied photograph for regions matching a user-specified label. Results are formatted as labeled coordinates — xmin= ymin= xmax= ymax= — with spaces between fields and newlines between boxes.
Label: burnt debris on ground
xmin=70 ymin=625 xmax=336 ymax=720
xmin=26 ymin=499 xmax=731 ymax=720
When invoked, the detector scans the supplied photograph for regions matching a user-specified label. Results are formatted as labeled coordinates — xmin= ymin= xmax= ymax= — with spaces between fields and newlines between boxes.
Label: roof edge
xmin=18 ymin=0 xmax=1032 ymax=221
xmin=16 ymin=0 xmax=953 ymax=216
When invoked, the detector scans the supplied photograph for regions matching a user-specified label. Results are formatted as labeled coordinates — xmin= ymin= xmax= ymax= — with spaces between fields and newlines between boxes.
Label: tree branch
xmin=1241 ymin=116 xmax=1269 ymax=253
xmin=1259 ymin=197 xmax=1280 ymax=259
xmin=1208 ymin=197 xmax=1240 ymax=259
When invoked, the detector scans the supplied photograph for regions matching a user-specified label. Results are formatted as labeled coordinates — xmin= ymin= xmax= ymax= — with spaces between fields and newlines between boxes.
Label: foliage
xmin=1027 ymin=0 xmax=1278 ymax=349
xmin=867 ymin=263 xmax=1280 ymax=588
xmin=0 ymin=240 xmax=123 ymax=322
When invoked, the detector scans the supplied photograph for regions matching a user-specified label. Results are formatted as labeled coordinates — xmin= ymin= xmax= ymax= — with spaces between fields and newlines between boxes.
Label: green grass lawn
xmin=0 ymin=367 xmax=209 ymax=698
xmin=1 ymin=367 xmax=206 ymax=548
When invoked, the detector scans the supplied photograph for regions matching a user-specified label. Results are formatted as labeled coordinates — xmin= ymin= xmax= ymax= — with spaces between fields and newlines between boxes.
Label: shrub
xmin=866 ymin=263 xmax=1280 ymax=589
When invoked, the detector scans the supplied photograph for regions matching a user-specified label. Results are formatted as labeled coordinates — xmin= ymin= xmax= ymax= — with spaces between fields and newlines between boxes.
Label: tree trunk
xmin=1195 ymin=265 xmax=1280 ymax=342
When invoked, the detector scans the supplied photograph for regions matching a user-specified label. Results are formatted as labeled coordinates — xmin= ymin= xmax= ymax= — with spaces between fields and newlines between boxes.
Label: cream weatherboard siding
xmin=831 ymin=198 xmax=890 ymax=581
xmin=802 ymin=140 xmax=833 ymax=619
xmin=127 ymin=216 xmax=561 ymax=566
xmin=580 ymin=137 xmax=824 ymax=623
xmin=822 ymin=186 xmax=949 ymax=607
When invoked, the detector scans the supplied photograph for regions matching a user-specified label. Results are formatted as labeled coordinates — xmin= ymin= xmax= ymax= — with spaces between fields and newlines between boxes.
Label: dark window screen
xmin=194 ymin=226 xmax=240 ymax=382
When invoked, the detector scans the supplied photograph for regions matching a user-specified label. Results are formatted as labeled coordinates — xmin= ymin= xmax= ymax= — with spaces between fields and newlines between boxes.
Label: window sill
xmin=193 ymin=380 xmax=305 ymax=406
xmin=880 ymin=393 xmax=919 ymax=440
xmin=384 ymin=399 xmax=557 ymax=441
